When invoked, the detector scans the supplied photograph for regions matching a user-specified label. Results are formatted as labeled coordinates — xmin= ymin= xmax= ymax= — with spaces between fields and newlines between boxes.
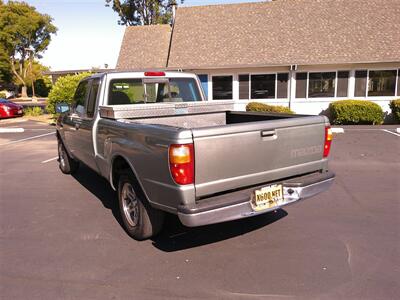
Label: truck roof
xmin=89 ymin=71 xmax=198 ymax=80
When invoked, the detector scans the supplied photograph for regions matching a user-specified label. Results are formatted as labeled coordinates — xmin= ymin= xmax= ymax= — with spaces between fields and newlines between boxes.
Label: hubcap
xmin=121 ymin=183 xmax=139 ymax=227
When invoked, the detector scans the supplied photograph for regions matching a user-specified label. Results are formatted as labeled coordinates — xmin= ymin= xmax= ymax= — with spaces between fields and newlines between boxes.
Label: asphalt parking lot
xmin=0 ymin=120 xmax=399 ymax=300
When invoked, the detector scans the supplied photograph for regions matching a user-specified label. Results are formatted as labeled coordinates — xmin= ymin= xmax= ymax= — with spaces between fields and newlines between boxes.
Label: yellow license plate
xmin=251 ymin=184 xmax=284 ymax=211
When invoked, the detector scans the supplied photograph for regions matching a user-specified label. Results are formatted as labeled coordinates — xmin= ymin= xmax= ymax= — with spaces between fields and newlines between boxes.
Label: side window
xmin=87 ymin=79 xmax=100 ymax=118
xmin=73 ymin=80 xmax=89 ymax=116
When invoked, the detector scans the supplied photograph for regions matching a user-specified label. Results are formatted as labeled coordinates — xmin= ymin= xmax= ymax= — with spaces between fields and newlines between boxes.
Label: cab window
xmin=87 ymin=79 xmax=100 ymax=118
xmin=73 ymin=80 xmax=89 ymax=116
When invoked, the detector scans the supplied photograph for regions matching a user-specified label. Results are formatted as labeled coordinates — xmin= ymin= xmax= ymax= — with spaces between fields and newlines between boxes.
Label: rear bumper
xmin=178 ymin=171 xmax=335 ymax=227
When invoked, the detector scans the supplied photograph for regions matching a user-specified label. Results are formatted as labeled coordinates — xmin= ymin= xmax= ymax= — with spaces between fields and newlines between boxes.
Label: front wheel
xmin=118 ymin=172 xmax=164 ymax=240
xmin=58 ymin=140 xmax=79 ymax=174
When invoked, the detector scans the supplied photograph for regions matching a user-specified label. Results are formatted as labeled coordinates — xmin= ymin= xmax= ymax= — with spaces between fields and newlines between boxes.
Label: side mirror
xmin=56 ymin=103 xmax=70 ymax=114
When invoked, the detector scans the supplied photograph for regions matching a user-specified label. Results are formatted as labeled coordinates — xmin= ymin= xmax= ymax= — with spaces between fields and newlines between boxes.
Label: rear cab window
xmin=108 ymin=77 xmax=202 ymax=105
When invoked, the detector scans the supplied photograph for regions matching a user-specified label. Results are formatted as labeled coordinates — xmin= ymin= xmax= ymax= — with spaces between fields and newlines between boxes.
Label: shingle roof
xmin=116 ymin=25 xmax=171 ymax=70
xmin=167 ymin=0 xmax=400 ymax=69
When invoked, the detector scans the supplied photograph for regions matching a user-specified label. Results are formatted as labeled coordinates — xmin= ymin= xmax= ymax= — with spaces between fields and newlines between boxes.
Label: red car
xmin=0 ymin=99 xmax=24 ymax=119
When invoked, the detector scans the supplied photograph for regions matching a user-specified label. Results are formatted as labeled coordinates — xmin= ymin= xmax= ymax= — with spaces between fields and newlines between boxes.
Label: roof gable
xmin=168 ymin=0 xmax=400 ymax=69
xmin=116 ymin=24 xmax=171 ymax=70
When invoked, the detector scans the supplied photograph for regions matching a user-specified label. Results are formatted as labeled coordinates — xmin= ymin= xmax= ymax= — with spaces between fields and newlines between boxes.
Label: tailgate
xmin=192 ymin=116 xmax=328 ymax=197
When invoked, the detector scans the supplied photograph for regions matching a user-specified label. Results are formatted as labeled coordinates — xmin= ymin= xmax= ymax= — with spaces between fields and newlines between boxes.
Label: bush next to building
xmin=389 ymin=99 xmax=400 ymax=123
xmin=329 ymin=100 xmax=384 ymax=125
xmin=246 ymin=102 xmax=294 ymax=114
xmin=46 ymin=72 xmax=91 ymax=117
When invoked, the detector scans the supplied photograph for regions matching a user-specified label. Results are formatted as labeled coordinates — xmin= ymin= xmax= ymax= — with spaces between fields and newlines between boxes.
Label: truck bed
xmin=109 ymin=110 xmax=329 ymax=198
xmin=118 ymin=110 xmax=304 ymax=129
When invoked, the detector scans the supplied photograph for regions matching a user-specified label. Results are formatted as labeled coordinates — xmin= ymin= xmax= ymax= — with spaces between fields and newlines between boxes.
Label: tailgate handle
xmin=261 ymin=130 xmax=276 ymax=138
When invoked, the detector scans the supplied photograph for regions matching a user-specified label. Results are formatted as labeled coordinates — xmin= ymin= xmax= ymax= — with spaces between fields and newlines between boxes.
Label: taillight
xmin=323 ymin=126 xmax=333 ymax=157
xmin=144 ymin=71 xmax=165 ymax=76
xmin=169 ymin=144 xmax=194 ymax=185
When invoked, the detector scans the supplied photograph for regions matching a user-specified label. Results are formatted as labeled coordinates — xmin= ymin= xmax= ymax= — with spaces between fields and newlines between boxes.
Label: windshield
xmin=108 ymin=78 xmax=202 ymax=105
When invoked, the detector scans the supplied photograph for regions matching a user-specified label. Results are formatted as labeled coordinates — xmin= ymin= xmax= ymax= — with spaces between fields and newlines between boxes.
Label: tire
xmin=58 ymin=140 xmax=79 ymax=174
xmin=118 ymin=172 xmax=164 ymax=240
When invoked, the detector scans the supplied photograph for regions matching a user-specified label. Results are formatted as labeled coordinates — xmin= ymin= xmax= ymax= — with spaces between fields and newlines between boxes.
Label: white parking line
xmin=0 ymin=132 xmax=55 ymax=146
xmin=381 ymin=129 xmax=400 ymax=137
xmin=41 ymin=156 xmax=58 ymax=164
xmin=0 ymin=127 xmax=25 ymax=133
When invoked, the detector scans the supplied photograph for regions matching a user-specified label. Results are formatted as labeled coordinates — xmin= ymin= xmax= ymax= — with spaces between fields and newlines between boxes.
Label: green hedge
xmin=46 ymin=72 xmax=91 ymax=117
xmin=389 ymin=99 xmax=400 ymax=123
xmin=24 ymin=106 xmax=43 ymax=117
xmin=329 ymin=100 xmax=384 ymax=125
xmin=246 ymin=102 xmax=294 ymax=114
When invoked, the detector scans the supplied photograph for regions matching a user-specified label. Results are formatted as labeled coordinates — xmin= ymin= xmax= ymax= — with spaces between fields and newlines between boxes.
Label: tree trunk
xmin=21 ymin=86 xmax=28 ymax=98
xmin=32 ymin=80 xmax=36 ymax=98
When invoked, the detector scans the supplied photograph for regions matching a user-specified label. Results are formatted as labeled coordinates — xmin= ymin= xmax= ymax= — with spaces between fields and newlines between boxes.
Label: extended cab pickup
xmin=56 ymin=71 xmax=335 ymax=240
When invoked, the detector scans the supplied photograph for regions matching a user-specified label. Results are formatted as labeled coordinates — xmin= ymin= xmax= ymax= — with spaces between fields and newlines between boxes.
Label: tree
xmin=0 ymin=44 xmax=12 ymax=87
xmin=105 ymin=0 xmax=183 ymax=26
xmin=46 ymin=72 xmax=91 ymax=117
xmin=0 ymin=1 xmax=57 ymax=98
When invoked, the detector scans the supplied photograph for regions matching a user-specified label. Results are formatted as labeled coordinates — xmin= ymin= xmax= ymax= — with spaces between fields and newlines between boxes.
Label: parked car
xmin=56 ymin=71 xmax=335 ymax=240
xmin=0 ymin=99 xmax=24 ymax=119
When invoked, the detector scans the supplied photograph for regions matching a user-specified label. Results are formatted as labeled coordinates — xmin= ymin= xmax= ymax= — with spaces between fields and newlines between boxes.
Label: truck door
xmin=63 ymin=78 xmax=100 ymax=171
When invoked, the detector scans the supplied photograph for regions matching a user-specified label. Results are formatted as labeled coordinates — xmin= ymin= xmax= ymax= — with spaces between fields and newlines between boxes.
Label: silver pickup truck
xmin=56 ymin=71 xmax=335 ymax=240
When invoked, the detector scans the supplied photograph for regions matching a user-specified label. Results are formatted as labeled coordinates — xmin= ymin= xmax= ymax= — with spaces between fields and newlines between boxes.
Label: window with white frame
xmin=398 ymin=69 xmax=400 ymax=96
xmin=251 ymin=74 xmax=275 ymax=99
xmin=238 ymin=74 xmax=249 ymax=99
xmin=308 ymin=72 xmax=336 ymax=98
xmin=237 ymin=73 xmax=289 ymax=100
xmin=337 ymin=71 xmax=349 ymax=97
xmin=368 ymin=70 xmax=397 ymax=96
xmin=296 ymin=71 xmax=350 ymax=98
xmin=277 ymin=73 xmax=289 ymax=99
xmin=354 ymin=69 xmax=398 ymax=97
xmin=212 ymin=75 xmax=232 ymax=100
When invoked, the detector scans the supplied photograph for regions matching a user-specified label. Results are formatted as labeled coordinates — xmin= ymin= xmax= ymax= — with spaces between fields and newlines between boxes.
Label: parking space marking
xmin=381 ymin=129 xmax=400 ymax=137
xmin=0 ymin=127 xmax=24 ymax=133
xmin=0 ymin=132 xmax=55 ymax=146
xmin=41 ymin=156 xmax=58 ymax=164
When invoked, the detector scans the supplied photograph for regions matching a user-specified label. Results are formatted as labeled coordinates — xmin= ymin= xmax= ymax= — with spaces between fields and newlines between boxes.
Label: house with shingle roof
xmin=116 ymin=0 xmax=400 ymax=114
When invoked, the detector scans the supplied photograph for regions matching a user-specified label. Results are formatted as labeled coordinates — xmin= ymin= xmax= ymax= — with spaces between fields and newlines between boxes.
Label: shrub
xmin=246 ymin=102 xmax=294 ymax=114
xmin=46 ymin=72 xmax=91 ymax=116
xmin=389 ymin=99 xmax=400 ymax=123
xmin=329 ymin=100 xmax=384 ymax=125
xmin=24 ymin=106 xmax=43 ymax=116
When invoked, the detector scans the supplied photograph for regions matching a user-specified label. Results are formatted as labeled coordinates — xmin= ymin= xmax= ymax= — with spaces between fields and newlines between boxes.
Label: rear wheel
xmin=58 ymin=140 xmax=79 ymax=174
xmin=118 ymin=172 xmax=164 ymax=240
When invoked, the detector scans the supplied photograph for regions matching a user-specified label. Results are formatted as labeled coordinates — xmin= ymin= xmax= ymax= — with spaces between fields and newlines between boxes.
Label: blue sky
xmin=16 ymin=0 xmax=262 ymax=71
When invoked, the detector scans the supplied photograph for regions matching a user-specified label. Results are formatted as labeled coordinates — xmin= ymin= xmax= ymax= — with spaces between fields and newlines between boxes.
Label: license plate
xmin=251 ymin=184 xmax=284 ymax=211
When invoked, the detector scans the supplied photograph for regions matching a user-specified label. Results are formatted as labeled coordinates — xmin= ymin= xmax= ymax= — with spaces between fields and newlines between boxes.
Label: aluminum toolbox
xmin=99 ymin=101 xmax=235 ymax=120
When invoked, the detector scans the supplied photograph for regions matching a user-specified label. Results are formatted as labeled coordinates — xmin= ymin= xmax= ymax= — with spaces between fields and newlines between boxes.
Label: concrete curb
xmin=331 ymin=128 xmax=344 ymax=133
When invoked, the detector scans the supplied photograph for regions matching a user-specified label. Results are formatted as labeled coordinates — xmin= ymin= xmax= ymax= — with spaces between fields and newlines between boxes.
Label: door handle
xmin=261 ymin=130 xmax=276 ymax=137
